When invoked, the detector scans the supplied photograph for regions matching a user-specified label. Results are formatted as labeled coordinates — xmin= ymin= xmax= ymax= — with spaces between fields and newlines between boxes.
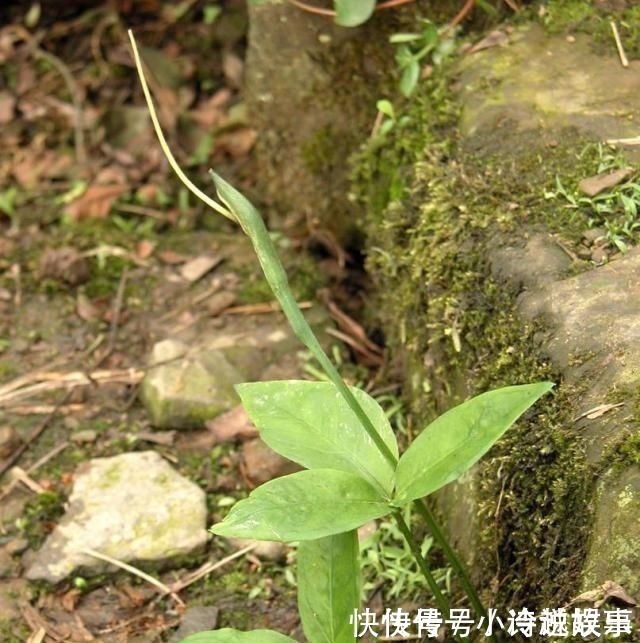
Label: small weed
xmin=361 ymin=509 xmax=451 ymax=602
xmin=545 ymin=144 xmax=640 ymax=252
xmin=391 ymin=21 xmax=457 ymax=97
xmin=18 ymin=490 xmax=65 ymax=548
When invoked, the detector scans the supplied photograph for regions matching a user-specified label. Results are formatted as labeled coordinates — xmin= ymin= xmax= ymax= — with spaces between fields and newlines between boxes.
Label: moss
xmin=0 ymin=620 xmax=31 ymax=643
xmin=21 ymin=490 xmax=66 ymax=548
xmin=539 ymin=0 xmax=640 ymax=60
xmin=301 ymin=124 xmax=353 ymax=176
xmin=351 ymin=65 xmax=597 ymax=608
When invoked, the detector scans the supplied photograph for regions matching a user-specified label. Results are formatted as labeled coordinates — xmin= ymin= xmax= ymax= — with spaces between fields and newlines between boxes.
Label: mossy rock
xmin=353 ymin=21 xmax=640 ymax=607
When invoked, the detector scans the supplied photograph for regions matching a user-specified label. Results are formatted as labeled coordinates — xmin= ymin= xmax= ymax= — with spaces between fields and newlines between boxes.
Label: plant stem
xmin=393 ymin=511 xmax=464 ymax=643
xmin=414 ymin=499 xmax=498 ymax=643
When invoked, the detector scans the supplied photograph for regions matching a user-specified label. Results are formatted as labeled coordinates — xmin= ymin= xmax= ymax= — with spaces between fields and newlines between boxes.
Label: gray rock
xmin=227 ymin=537 xmax=287 ymax=562
xmin=25 ymin=451 xmax=207 ymax=583
xmin=490 ymin=233 xmax=572 ymax=290
xmin=458 ymin=24 xmax=640 ymax=155
xmin=169 ymin=606 xmax=219 ymax=643
xmin=582 ymin=467 xmax=640 ymax=596
xmin=140 ymin=339 xmax=243 ymax=429
xmin=70 ymin=429 xmax=97 ymax=444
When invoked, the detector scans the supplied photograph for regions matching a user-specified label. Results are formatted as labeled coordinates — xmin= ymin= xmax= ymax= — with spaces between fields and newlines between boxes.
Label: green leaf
xmin=181 ymin=629 xmax=296 ymax=643
xmin=389 ymin=33 xmax=420 ymax=44
xmin=394 ymin=383 xmax=554 ymax=506
xmin=298 ymin=531 xmax=360 ymax=643
xmin=421 ymin=21 xmax=439 ymax=48
xmin=399 ymin=61 xmax=420 ymax=97
xmin=376 ymin=99 xmax=395 ymax=120
xmin=211 ymin=469 xmax=391 ymax=542
xmin=236 ymin=381 xmax=398 ymax=495
xmin=394 ymin=44 xmax=414 ymax=68
xmin=334 ymin=0 xmax=376 ymax=27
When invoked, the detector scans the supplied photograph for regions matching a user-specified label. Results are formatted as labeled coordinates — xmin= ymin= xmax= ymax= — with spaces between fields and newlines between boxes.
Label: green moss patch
xmin=352 ymin=67 xmax=596 ymax=607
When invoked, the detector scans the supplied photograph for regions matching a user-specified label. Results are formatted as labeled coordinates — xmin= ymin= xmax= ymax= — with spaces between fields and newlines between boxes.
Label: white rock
xmin=26 ymin=451 xmax=208 ymax=583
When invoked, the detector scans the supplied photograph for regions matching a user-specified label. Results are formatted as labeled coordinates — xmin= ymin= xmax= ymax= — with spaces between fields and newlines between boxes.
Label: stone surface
xmin=141 ymin=306 xmax=332 ymax=430
xmin=241 ymin=438 xmax=300 ymax=486
xmin=490 ymin=233 xmax=572 ymax=290
xmin=227 ymin=537 xmax=287 ymax=562
xmin=25 ymin=451 xmax=207 ymax=583
xmin=168 ymin=606 xmax=219 ymax=643
xmin=366 ymin=20 xmax=640 ymax=602
xmin=459 ymin=24 xmax=640 ymax=158
xmin=246 ymin=0 xmax=414 ymax=242
xmin=582 ymin=467 xmax=640 ymax=596
xmin=140 ymin=339 xmax=243 ymax=429
xmin=517 ymin=247 xmax=640 ymax=460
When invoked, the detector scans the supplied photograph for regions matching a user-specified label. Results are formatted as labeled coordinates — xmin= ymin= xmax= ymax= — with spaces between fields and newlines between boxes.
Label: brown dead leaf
xmin=137 ymin=430 xmax=176 ymax=446
xmin=599 ymin=580 xmax=638 ymax=607
xmin=0 ymin=91 xmax=16 ymax=124
xmin=214 ymin=128 xmax=257 ymax=158
xmin=12 ymin=148 xmax=72 ymax=189
xmin=39 ymin=247 xmax=90 ymax=286
xmin=568 ymin=580 xmax=638 ymax=608
xmin=579 ymin=168 xmax=635 ymax=197
xmin=64 ymin=184 xmax=128 ymax=220
xmin=136 ymin=183 xmax=158 ymax=203
xmin=180 ymin=255 xmax=223 ymax=282
xmin=574 ymin=402 xmax=624 ymax=422
xmin=158 ymin=249 xmax=187 ymax=265
xmin=190 ymin=88 xmax=232 ymax=128
xmin=136 ymin=240 xmax=156 ymax=260
xmin=468 ymin=30 xmax=510 ymax=54
xmin=76 ymin=293 xmax=101 ymax=322
xmin=95 ymin=165 xmax=128 ymax=185
xmin=241 ymin=438 xmax=301 ymax=487
xmin=223 ymin=50 xmax=244 ymax=89
xmin=61 ymin=588 xmax=82 ymax=612
xmin=207 ymin=291 xmax=236 ymax=316
xmin=206 ymin=406 xmax=258 ymax=444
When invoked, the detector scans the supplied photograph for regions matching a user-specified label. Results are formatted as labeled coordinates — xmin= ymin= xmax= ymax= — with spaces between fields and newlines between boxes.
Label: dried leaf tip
xmin=127 ymin=29 xmax=235 ymax=222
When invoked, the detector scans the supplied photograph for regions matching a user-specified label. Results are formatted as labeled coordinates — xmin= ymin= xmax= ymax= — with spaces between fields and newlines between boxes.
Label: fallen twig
xmin=167 ymin=543 xmax=257 ymax=594
xmin=0 ymin=367 xmax=143 ymax=407
xmin=605 ymin=136 xmax=640 ymax=146
xmin=81 ymin=547 xmax=185 ymax=608
xmin=107 ymin=268 xmax=128 ymax=355
xmin=3 ymin=403 xmax=89 ymax=414
xmin=0 ymin=441 xmax=69 ymax=501
xmin=610 ymin=20 xmax=629 ymax=68
xmin=0 ymin=391 xmax=73 ymax=478
xmin=8 ymin=466 xmax=45 ymax=494
xmin=224 ymin=301 xmax=312 ymax=315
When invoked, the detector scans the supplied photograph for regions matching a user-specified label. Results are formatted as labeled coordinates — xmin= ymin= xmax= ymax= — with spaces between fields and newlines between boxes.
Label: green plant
xmin=545 ymin=144 xmax=640 ymax=252
xmin=130 ymin=31 xmax=553 ymax=643
xmin=391 ymin=20 xmax=457 ymax=96
xmin=360 ymin=508 xmax=451 ymax=602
